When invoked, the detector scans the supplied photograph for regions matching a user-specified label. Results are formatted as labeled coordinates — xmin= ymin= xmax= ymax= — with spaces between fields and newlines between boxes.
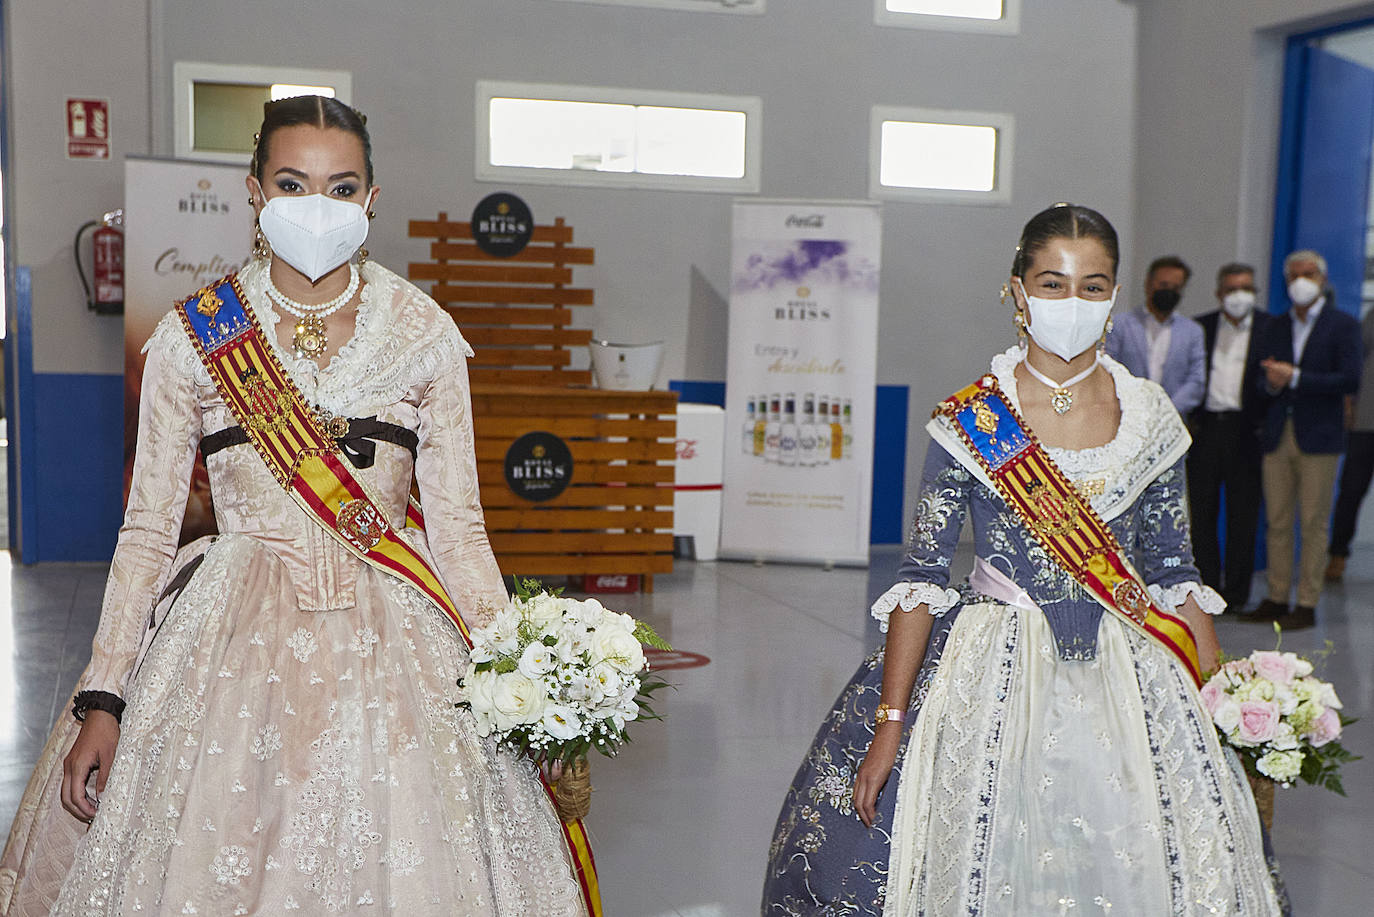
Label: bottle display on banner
xmin=739 ymin=390 xmax=858 ymax=467
xmin=779 ymin=393 xmax=798 ymax=467
xmin=719 ymin=200 xmax=882 ymax=567
xmin=742 ymin=397 xmax=756 ymax=455
xmin=764 ymin=393 xmax=782 ymax=463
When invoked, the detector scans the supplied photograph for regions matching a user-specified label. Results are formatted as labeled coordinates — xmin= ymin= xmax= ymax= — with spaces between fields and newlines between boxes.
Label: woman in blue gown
xmin=762 ymin=205 xmax=1288 ymax=916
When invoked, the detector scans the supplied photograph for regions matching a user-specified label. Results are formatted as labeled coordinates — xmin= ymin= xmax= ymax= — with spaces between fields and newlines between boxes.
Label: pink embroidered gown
xmin=0 ymin=261 xmax=588 ymax=915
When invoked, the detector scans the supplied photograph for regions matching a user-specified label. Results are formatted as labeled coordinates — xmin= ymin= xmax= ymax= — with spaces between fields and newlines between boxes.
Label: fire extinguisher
xmin=74 ymin=208 xmax=124 ymax=314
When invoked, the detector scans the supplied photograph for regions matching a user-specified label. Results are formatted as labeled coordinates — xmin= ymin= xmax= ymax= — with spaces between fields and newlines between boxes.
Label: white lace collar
xmin=236 ymin=259 xmax=393 ymax=398
xmin=988 ymin=345 xmax=1148 ymax=476
xmin=146 ymin=259 xmax=475 ymax=421
xmin=927 ymin=346 xmax=1190 ymax=522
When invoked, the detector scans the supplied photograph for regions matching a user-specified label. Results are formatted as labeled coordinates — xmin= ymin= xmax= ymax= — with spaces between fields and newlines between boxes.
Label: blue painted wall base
xmin=31 ymin=373 xmax=124 ymax=562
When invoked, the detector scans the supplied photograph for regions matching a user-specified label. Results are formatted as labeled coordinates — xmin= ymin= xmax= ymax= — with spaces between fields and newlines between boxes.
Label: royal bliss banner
xmin=719 ymin=200 xmax=881 ymax=566
xmin=124 ymin=157 xmax=251 ymax=542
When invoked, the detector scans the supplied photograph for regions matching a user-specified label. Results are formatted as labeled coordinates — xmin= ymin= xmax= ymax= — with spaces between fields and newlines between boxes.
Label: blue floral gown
xmin=763 ymin=349 xmax=1288 ymax=916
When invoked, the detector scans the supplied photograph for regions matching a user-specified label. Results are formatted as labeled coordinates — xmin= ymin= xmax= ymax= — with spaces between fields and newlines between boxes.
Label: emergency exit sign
xmin=66 ymin=98 xmax=110 ymax=159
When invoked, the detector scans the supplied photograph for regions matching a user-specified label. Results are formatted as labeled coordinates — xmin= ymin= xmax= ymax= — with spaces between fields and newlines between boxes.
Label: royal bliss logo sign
xmin=503 ymin=431 xmax=574 ymax=502
xmin=471 ymin=192 xmax=534 ymax=258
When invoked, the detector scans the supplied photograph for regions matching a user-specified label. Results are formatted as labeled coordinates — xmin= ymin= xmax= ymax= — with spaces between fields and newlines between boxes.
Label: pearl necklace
xmin=1021 ymin=353 xmax=1099 ymax=415
xmin=265 ymin=264 xmax=360 ymax=360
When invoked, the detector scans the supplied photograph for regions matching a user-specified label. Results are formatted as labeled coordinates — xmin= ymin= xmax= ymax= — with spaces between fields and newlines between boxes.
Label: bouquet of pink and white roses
xmin=456 ymin=579 xmax=671 ymax=769
xmin=1200 ymin=645 xmax=1358 ymax=793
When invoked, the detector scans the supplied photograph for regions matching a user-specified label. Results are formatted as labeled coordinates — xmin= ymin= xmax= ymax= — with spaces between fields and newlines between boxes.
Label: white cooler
xmin=673 ymin=403 xmax=725 ymax=561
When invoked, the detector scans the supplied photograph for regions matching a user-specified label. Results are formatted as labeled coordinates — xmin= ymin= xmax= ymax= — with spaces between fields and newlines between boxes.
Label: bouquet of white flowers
xmin=1201 ymin=645 xmax=1357 ymax=794
xmin=457 ymin=579 xmax=670 ymax=817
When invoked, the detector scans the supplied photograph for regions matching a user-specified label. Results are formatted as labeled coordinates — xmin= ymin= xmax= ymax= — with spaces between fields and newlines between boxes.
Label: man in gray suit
xmin=1105 ymin=255 xmax=1207 ymax=413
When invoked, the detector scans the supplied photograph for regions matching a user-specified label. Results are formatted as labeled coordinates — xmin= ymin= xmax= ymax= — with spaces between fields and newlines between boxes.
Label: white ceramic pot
xmin=589 ymin=339 xmax=666 ymax=390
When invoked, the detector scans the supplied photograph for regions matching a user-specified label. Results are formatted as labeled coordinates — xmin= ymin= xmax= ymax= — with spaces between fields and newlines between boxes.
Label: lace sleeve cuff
xmin=871 ymin=581 xmax=962 ymax=632
xmin=1147 ymin=581 xmax=1226 ymax=616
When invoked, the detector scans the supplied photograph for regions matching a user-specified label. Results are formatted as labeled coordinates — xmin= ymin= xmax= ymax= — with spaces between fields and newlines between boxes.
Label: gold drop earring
xmin=356 ymin=208 xmax=376 ymax=266
xmin=1004 ymin=282 xmax=1028 ymax=347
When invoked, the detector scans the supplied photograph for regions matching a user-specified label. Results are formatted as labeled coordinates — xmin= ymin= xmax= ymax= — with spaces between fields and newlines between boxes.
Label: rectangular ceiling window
xmin=876 ymin=0 xmax=1019 ymax=33
xmin=545 ymin=0 xmax=763 ymax=11
xmin=870 ymin=106 xmax=1014 ymax=204
xmin=173 ymin=62 xmax=351 ymax=164
xmin=478 ymin=81 xmax=760 ymax=193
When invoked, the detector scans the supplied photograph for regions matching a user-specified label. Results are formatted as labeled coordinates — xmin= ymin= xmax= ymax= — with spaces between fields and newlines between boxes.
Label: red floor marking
xmin=643 ymin=648 xmax=711 ymax=670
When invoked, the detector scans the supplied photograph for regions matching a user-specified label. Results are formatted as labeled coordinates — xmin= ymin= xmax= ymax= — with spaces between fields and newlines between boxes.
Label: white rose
xmin=613 ymin=611 xmax=638 ymax=633
xmin=589 ymin=662 xmax=624 ymax=704
xmin=518 ymin=641 xmax=557 ymax=678
xmin=1318 ymin=682 xmax=1343 ymax=710
xmin=492 ymin=672 xmax=547 ymax=729
xmin=524 ymin=593 xmax=565 ymax=631
xmin=1212 ymin=698 xmax=1242 ymax=735
xmin=590 ymin=626 xmax=646 ymax=675
xmin=1292 ymin=657 xmax=1314 ymax=678
xmin=542 ymin=704 xmax=584 ymax=741
xmin=460 ymin=669 xmax=500 ymax=736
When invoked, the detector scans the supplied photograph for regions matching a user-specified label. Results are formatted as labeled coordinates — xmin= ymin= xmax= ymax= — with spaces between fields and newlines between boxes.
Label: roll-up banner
xmin=124 ymin=156 xmax=250 ymax=543
xmin=719 ymin=199 xmax=881 ymax=566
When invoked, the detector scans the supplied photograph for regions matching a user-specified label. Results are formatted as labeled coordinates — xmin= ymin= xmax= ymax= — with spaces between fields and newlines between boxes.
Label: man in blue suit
xmin=1104 ymin=255 xmax=1206 ymax=413
xmin=1245 ymin=250 xmax=1362 ymax=629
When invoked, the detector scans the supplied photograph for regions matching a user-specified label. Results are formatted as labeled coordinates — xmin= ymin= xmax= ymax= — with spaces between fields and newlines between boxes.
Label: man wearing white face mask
xmin=1187 ymin=263 xmax=1272 ymax=613
xmin=1246 ymin=250 xmax=1362 ymax=629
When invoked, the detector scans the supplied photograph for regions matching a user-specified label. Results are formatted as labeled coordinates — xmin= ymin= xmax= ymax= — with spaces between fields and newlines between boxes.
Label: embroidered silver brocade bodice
xmin=898 ymin=348 xmax=1206 ymax=661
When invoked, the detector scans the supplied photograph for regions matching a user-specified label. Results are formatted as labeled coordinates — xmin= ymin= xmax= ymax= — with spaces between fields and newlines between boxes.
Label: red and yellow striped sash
xmin=936 ymin=375 xmax=1202 ymax=686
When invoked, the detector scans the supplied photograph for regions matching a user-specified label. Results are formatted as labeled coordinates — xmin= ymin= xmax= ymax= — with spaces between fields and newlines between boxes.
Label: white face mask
xmin=1221 ymin=289 xmax=1255 ymax=319
xmin=1287 ymin=276 xmax=1322 ymax=307
xmin=258 ymin=193 xmax=370 ymax=282
xmin=1017 ymin=279 xmax=1118 ymax=362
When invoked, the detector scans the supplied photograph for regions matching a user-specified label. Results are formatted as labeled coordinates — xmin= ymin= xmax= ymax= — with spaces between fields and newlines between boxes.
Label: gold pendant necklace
xmin=264 ymin=263 xmax=361 ymax=360
xmin=1021 ymin=355 xmax=1099 ymax=415
xmin=293 ymin=315 xmax=329 ymax=359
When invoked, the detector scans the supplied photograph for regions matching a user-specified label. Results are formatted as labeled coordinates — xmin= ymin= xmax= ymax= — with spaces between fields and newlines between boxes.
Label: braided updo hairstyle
xmin=1011 ymin=203 xmax=1119 ymax=279
xmin=250 ymin=95 xmax=373 ymax=186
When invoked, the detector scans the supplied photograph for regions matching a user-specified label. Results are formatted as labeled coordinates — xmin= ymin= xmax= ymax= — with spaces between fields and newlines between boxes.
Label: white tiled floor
xmin=0 ymin=544 xmax=1370 ymax=915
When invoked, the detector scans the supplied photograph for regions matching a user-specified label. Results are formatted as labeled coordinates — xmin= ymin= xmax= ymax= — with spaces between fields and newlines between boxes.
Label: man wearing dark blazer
xmin=1188 ymin=263 xmax=1272 ymax=613
xmin=1246 ymin=250 xmax=1362 ymax=629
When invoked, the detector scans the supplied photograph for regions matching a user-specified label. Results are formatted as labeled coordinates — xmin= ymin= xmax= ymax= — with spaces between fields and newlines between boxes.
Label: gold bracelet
xmin=874 ymin=703 xmax=906 ymax=728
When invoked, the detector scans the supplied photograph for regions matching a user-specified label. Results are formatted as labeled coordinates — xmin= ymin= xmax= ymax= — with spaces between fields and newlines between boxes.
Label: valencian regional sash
xmin=176 ymin=274 xmax=603 ymax=916
xmin=935 ymin=374 xmax=1203 ymax=687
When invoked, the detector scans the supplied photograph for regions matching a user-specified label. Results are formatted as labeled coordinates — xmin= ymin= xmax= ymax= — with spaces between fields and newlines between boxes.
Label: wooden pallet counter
xmin=470 ymin=384 xmax=678 ymax=591
xmin=410 ymin=212 xmax=676 ymax=590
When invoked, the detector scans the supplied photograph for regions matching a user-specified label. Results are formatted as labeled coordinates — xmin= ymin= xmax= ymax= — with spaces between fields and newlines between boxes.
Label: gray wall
xmin=1132 ymin=0 xmax=1374 ymax=313
xmin=8 ymin=0 xmax=1141 ymax=532
xmin=6 ymin=0 xmax=149 ymax=374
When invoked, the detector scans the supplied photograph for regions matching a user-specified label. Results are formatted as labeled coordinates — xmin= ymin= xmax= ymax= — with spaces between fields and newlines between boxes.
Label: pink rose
xmin=1251 ymin=651 xmax=1298 ymax=686
xmin=1306 ymin=707 xmax=1342 ymax=748
xmin=1199 ymin=680 xmax=1225 ymax=716
xmin=1236 ymin=700 xmax=1281 ymax=745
